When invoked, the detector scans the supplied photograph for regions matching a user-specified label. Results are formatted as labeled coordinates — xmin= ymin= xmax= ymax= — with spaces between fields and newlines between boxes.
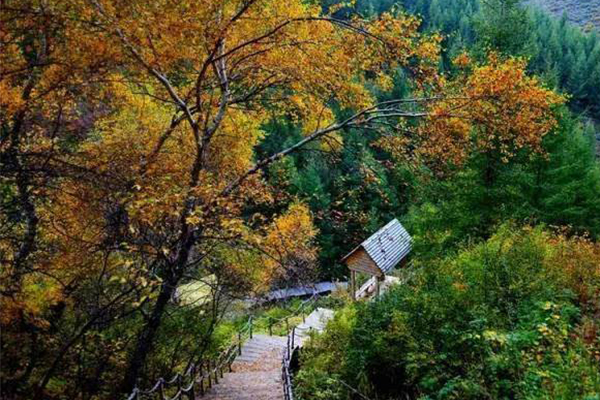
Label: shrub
xmin=296 ymin=225 xmax=600 ymax=399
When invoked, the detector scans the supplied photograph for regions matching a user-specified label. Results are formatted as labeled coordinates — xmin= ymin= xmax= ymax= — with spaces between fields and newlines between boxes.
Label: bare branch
xmin=221 ymin=99 xmax=438 ymax=196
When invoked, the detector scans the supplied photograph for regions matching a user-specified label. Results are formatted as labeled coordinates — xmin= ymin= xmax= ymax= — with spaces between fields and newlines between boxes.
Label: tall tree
xmin=0 ymin=1 xmax=565 ymax=398
xmin=475 ymin=0 xmax=532 ymax=56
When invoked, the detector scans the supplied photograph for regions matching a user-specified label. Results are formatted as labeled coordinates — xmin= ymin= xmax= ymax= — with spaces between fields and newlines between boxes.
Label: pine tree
xmin=535 ymin=116 xmax=600 ymax=237
xmin=475 ymin=0 xmax=532 ymax=56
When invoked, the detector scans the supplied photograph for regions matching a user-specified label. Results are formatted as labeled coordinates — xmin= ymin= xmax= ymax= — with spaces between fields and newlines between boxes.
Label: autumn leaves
xmin=0 ymin=0 xmax=566 ymax=397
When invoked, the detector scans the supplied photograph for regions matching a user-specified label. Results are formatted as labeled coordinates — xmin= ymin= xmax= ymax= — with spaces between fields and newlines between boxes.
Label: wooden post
xmin=213 ymin=359 xmax=219 ymax=384
xmin=291 ymin=327 xmax=295 ymax=349
xmin=197 ymin=363 xmax=203 ymax=396
xmin=249 ymin=317 xmax=253 ymax=339
xmin=207 ymin=360 xmax=212 ymax=388
xmin=375 ymin=275 xmax=381 ymax=298
xmin=350 ymin=270 xmax=356 ymax=301
xmin=285 ymin=318 xmax=289 ymax=333
xmin=158 ymin=380 xmax=165 ymax=399
xmin=268 ymin=317 xmax=272 ymax=336
xmin=199 ymin=362 xmax=205 ymax=396
xmin=238 ymin=332 xmax=242 ymax=355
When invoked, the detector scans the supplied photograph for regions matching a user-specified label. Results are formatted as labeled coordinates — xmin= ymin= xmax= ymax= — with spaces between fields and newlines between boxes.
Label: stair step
xmin=199 ymin=312 xmax=333 ymax=399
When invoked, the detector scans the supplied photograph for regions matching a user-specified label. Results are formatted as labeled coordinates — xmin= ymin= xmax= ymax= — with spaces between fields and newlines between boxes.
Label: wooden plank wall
xmin=346 ymin=249 xmax=382 ymax=277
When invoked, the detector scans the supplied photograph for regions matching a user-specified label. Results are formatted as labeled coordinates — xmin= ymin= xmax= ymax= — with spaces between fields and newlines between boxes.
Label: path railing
xmin=278 ymin=293 xmax=320 ymax=400
xmin=266 ymin=293 xmax=319 ymax=336
xmin=282 ymin=330 xmax=295 ymax=400
xmin=126 ymin=291 xmax=321 ymax=400
xmin=126 ymin=317 xmax=253 ymax=400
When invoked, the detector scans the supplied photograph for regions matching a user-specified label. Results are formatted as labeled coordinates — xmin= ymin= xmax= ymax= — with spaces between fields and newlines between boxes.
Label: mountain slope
xmin=528 ymin=0 xmax=600 ymax=30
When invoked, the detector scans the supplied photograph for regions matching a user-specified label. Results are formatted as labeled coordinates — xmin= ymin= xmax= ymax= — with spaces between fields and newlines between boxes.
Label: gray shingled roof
xmin=344 ymin=219 xmax=412 ymax=274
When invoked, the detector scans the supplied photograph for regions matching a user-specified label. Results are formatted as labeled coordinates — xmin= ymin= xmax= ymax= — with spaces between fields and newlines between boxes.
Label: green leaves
xmin=297 ymin=225 xmax=600 ymax=399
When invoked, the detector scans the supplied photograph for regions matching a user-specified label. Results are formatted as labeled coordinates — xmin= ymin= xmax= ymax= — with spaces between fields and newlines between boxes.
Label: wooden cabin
xmin=342 ymin=219 xmax=412 ymax=300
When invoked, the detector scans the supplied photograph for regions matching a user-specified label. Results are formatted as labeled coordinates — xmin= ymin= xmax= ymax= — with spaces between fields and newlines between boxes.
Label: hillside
xmin=528 ymin=0 xmax=600 ymax=30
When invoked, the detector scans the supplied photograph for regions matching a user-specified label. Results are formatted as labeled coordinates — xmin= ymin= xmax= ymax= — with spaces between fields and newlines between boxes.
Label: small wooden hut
xmin=342 ymin=219 xmax=412 ymax=300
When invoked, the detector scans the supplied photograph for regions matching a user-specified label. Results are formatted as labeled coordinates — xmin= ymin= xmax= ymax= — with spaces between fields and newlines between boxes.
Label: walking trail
xmin=200 ymin=308 xmax=334 ymax=400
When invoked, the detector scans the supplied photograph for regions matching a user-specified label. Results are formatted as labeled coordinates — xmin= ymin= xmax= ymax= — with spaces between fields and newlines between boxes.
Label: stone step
xmin=200 ymin=371 xmax=283 ymax=400
xmin=197 ymin=310 xmax=334 ymax=400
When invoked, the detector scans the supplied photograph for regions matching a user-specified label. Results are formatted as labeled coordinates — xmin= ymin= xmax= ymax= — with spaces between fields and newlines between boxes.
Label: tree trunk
xmin=119 ymin=274 xmax=178 ymax=394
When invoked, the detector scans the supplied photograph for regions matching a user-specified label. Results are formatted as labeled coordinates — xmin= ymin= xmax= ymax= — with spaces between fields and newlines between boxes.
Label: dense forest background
xmin=293 ymin=1 xmax=600 ymax=399
xmin=270 ymin=0 xmax=600 ymax=278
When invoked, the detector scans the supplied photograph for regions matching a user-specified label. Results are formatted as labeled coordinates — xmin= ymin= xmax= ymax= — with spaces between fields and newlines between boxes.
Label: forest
xmin=1 ymin=0 xmax=599 ymax=399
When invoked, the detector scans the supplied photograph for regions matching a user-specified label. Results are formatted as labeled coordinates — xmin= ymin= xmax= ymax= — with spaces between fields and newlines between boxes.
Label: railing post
xmin=268 ymin=317 xmax=272 ymax=336
xmin=249 ymin=316 xmax=253 ymax=339
xmin=199 ymin=361 xmax=205 ymax=396
xmin=285 ymin=317 xmax=289 ymax=333
xmin=207 ymin=360 xmax=212 ymax=388
xmin=213 ymin=359 xmax=219 ymax=384
xmin=158 ymin=380 xmax=165 ymax=400
xmin=220 ymin=354 xmax=225 ymax=378
xmin=291 ymin=327 xmax=295 ymax=350
xmin=238 ymin=332 xmax=242 ymax=355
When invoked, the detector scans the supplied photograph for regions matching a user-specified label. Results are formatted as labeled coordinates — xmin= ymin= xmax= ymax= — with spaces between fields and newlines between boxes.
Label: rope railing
xmin=265 ymin=292 xmax=319 ymax=336
xmin=125 ymin=316 xmax=253 ymax=400
xmin=126 ymin=292 xmax=320 ymax=400
xmin=279 ymin=293 xmax=321 ymax=400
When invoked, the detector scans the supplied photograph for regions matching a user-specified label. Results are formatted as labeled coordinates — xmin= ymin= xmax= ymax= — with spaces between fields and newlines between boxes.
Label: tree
xmin=475 ymin=0 xmax=533 ymax=56
xmin=0 ymin=1 xmax=444 ymax=397
xmin=535 ymin=117 xmax=600 ymax=237
xmin=0 ymin=1 xmax=565 ymax=398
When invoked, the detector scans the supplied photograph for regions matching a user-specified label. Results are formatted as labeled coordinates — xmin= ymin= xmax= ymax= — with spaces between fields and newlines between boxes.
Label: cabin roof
xmin=342 ymin=219 xmax=412 ymax=274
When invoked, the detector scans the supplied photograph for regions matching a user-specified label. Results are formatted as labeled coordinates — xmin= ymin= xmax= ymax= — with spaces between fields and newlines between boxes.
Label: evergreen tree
xmin=475 ymin=0 xmax=532 ymax=56
xmin=536 ymin=117 xmax=600 ymax=237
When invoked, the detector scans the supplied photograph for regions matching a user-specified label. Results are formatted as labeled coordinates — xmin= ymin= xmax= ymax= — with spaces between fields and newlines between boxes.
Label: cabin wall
xmin=346 ymin=249 xmax=382 ymax=277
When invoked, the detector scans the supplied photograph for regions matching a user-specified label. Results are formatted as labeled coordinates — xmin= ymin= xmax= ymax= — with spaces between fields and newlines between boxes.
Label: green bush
xmin=296 ymin=226 xmax=600 ymax=399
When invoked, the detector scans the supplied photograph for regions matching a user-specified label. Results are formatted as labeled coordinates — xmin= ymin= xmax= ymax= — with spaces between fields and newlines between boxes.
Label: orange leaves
xmin=547 ymin=233 xmax=600 ymax=305
xmin=415 ymin=55 xmax=565 ymax=169
xmin=454 ymin=52 xmax=472 ymax=69
xmin=0 ymin=79 xmax=26 ymax=117
xmin=264 ymin=202 xmax=317 ymax=251
xmin=463 ymin=56 xmax=565 ymax=156
xmin=261 ymin=202 xmax=319 ymax=285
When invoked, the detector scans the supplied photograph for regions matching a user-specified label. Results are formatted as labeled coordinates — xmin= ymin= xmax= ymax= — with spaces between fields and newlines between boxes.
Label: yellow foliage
xmin=261 ymin=202 xmax=319 ymax=286
xmin=416 ymin=55 xmax=565 ymax=168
